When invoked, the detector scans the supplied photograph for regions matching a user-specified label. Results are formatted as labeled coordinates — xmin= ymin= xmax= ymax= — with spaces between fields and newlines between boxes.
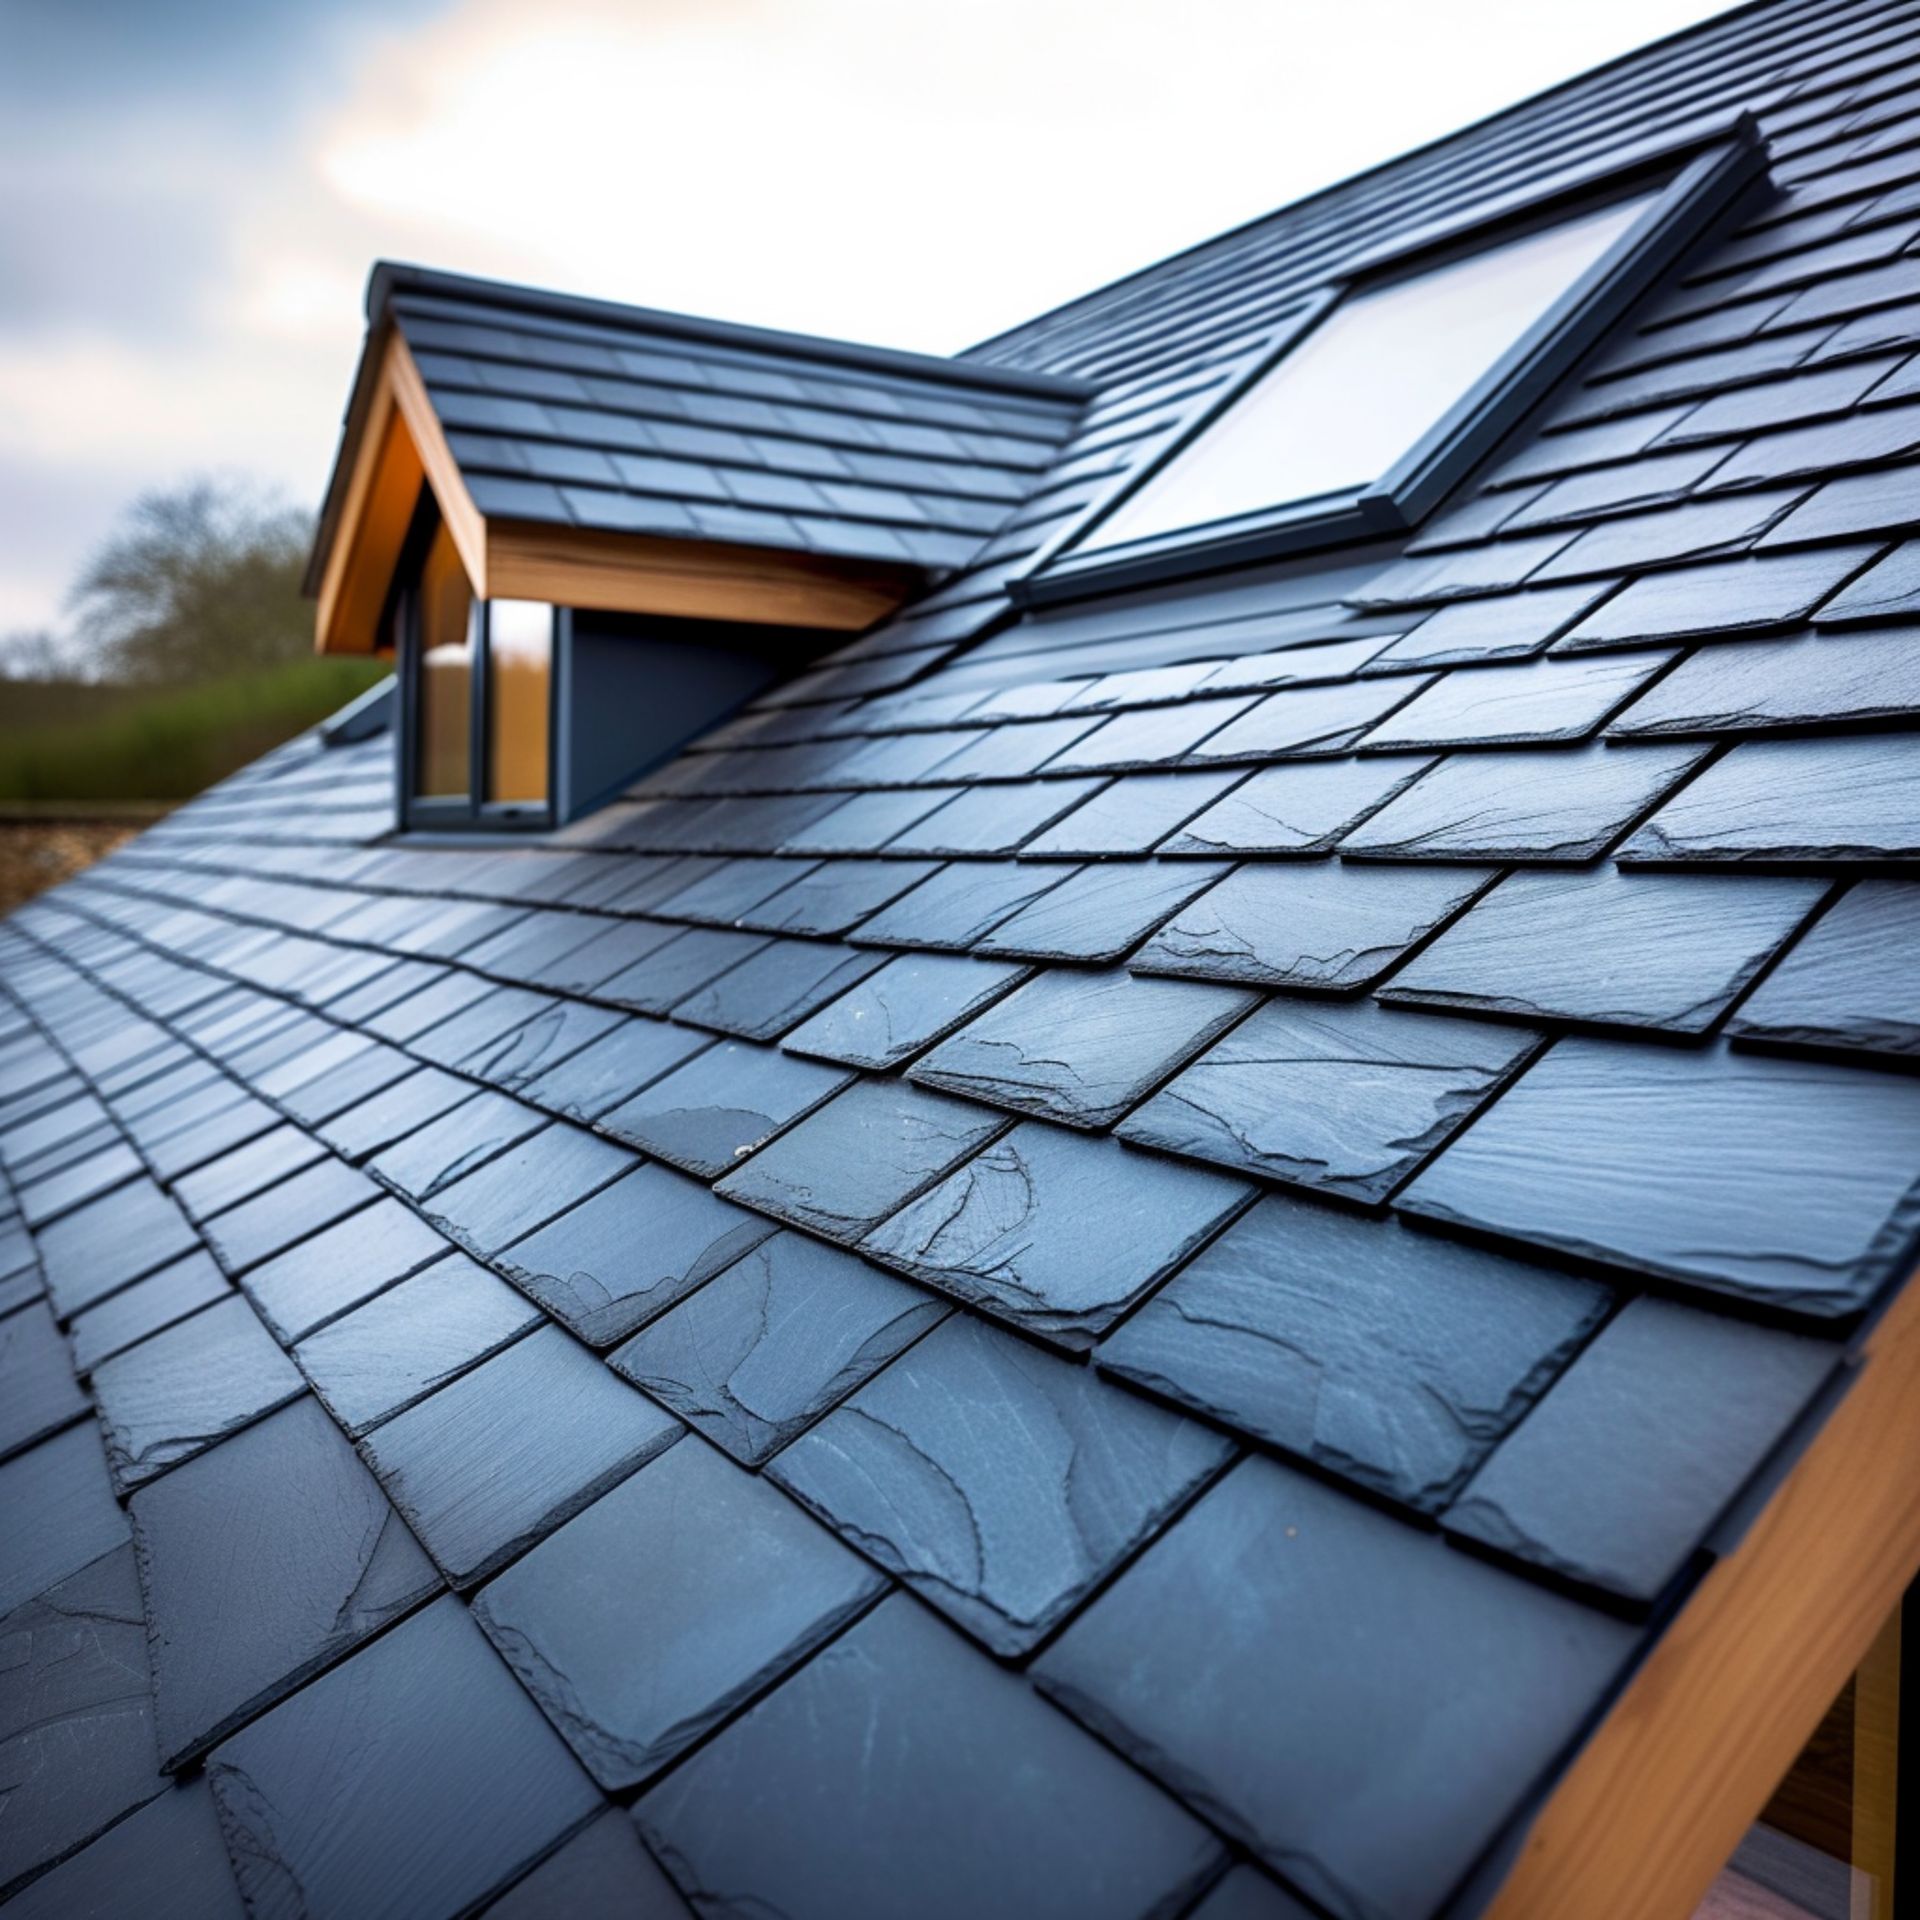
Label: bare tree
xmin=68 ymin=478 xmax=315 ymax=684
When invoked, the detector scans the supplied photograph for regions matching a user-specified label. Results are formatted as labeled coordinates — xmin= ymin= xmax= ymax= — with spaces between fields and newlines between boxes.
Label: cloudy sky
xmin=1 ymin=0 xmax=1736 ymax=644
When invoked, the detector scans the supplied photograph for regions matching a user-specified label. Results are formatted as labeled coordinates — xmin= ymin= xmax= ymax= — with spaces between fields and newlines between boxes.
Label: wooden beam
xmin=1483 ymin=1270 xmax=1920 ymax=1920
xmin=385 ymin=333 xmax=487 ymax=594
xmin=486 ymin=521 xmax=917 ymax=632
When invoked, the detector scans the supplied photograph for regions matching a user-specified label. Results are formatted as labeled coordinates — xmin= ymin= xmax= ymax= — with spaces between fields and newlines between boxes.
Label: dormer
xmin=304 ymin=264 xmax=1089 ymax=831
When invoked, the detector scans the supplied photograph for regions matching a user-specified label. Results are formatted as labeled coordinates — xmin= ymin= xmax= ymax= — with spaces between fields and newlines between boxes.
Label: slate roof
xmin=8 ymin=1 xmax=1920 ymax=1915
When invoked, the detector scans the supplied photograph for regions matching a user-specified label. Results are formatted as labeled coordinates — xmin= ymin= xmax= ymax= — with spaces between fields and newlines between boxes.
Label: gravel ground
xmin=0 ymin=820 xmax=145 ymax=915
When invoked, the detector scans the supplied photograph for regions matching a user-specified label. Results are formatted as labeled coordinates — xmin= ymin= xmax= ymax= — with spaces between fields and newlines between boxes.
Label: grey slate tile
xmin=637 ymin=1591 xmax=1222 ymax=1920
xmin=1098 ymin=1196 xmax=1609 ymax=1510
xmin=1619 ymin=735 xmax=1920 ymax=863
xmin=1134 ymin=861 xmax=1497 ymax=992
xmin=18 ymin=1141 xmax=141 ymax=1229
xmin=911 ymin=966 xmax=1258 ymax=1129
xmin=851 ymin=859 xmax=1076 ymax=948
xmin=200 ymin=1158 xmax=379 ymax=1277
xmin=479 ymin=1812 xmax=691 ymax=1918
xmin=1186 ymin=676 xmax=1431 ymax=762
xmin=738 ymin=859 xmax=942 ymax=936
xmin=69 ymin=1249 xmax=230 ymax=1374
xmin=1341 ymin=741 xmax=1713 ymax=861
xmin=0 ymin=1544 xmax=163 ymax=1896
xmin=241 ymin=1196 xmax=453 ymax=1345
xmin=1397 ymin=1037 xmax=1920 ymax=1313
xmin=671 ymin=938 xmax=890 ymax=1040
xmin=780 ymin=951 xmax=1028 ymax=1069
xmin=771 ymin=1314 xmax=1231 ymax=1655
xmin=457 ymin=998 xmax=626 ymax=1091
xmin=1357 ymin=651 xmax=1675 ymax=750
xmin=315 ymin=1066 xmax=474 ymax=1162
xmin=884 ymin=781 xmax=1103 ymax=856
xmin=1758 ymin=464 xmax=1920 ymax=546
xmin=785 ymin=785 xmax=964 ymax=855
xmin=612 ymin=1232 xmax=947 ymax=1466
xmin=174 ymin=1123 xmax=324 ymax=1224
xmin=1022 ymin=770 xmax=1247 ymax=856
xmin=1445 ymin=1296 xmax=1840 ymax=1603
xmin=370 ymin=1090 xmax=548 ymax=1204
xmin=0 ymin=1422 xmax=128 ymax=1618
xmin=1380 ymin=868 xmax=1827 ymax=1030
xmin=0 ymin=1299 xmax=88 ymax=1461
xmin=295 ymin=1252 xmax=545 ymax=1434
xmin=1045 ymin=696 xmax=1256 ymax=772
xmin=358 ymin=1324 xmax=681 ymax=1586
xmin=598 ymin=1041 xmax=853 ymax=1180
xmin=495 ymin=1163 xmax=777 ymax=1347
xmin=474 ymin=1437 xmax=882 ymax=1787
xmin=1188 ymin=1865 xmax=1320 ymax=1920
xmin=277 ymin=1040 xmax=414 ymax=1127
xmin=1033 ymin=1456 xmax=1634 ymax=1920
xmin=1159 ymin=756 xmax=1433 ymax=855
xmin=1530 ymin=487 xmax=1806 ymax=580
xmin=409 ymin=986 xmax=553 ymax=1071
xmin=131 ymin=1396 xmax=441 ymax=1767
xmin=1120 ymin=998 xmax=1540 ymax=1202
xmin=862 ymin=1122 xmax=1251 ymax=1348
xmin=419 ymin=1121 xmax=636 ymax=1258
xmin=593 ymin=926 xmax=769 ymax=1015
xmin=715 ymin=1079 xmax=1005 ymax=1243
xmin=520 ymin=1017 xmax=712 ymax=1122
xmin=90 ymin=1294 xmax=305 ymax=1491
xmin=1730 ymin=881 xmax=1920 ymax=1055
xmin=971 ymin=858 xmax=1232 ymax=961
xmin=1 ymin=1780 xmax=243 ymax=1920
xmin=529 ymin=917 xmax=686 ymax=994
xmin=36 ymin=1177 xmax=198 ymax=1317
xmin=205 ymin=1594 xmax=601 ymax=1920
xmin=1818 ymin=538 xmax=1920 ymax=621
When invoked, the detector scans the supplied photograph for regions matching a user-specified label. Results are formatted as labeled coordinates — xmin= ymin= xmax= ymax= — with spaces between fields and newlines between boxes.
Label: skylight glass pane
xmin=486 ymin=599 xmax=552 ymax=806
xmin=415 ymin=521 xmax=475 ymax=799
xmin=1085 ymin=192 xmax=1654 ymax=554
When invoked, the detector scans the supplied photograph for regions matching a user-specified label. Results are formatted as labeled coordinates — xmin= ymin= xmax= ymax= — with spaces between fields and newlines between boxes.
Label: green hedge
xmin=0 ymin=660 xmax=391 ymax=803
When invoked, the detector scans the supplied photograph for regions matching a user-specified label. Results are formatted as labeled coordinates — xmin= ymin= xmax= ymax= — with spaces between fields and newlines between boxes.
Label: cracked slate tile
xmin=1379 ymin=867 xmax=1828 ymax=1030
xmin=1530 ymin=486 xmax=1807 ymax=580
xmin=862 ymin=1123 xmax=1250 ymax=1348
xmin=357 ymin=1324 xmax=681 ymax=1586
xmin=771 ymin=1314 xmax=1231 ymax=1655
xmin=884 ymin=782 xmax=1107 ymax=857
xmin=737 ymin=859 xmax=942 ymax=936
xmin=370 ymin=1090 xmax=549 ymax=1205
xmin=1020 ymin=770 xmax=1247 ymax=857
xmin=409 ymin=986 xmax=554 ymax=1071
xmin=1607 ymin=627 xmax=1920 ymax=738
xmin=1 ymin=1779 xmax=244 ymax=1920
xmin=1045 ymin=696 xmax=1256 ymax=772
xmin=1730 ymin=881 xmax=1920 ymax=1055
xmin=479 ymin=1811 xmax=691 ymax=1918
xmin=971 ymin=858 xmax=1233 ymax=962
xmin=69 ymin=1249 xmax=230 ymax=1375
xmin=1185 ymin=676 xmax=1431 ymax=763
xmin=671 ymin=937 xmax=891 ymax=1040
xmin=593 ymin=926 xmax=771 ymax=1015
xmin=0 ymin=1423 xmax=128 ymax=1618
xmin=1133 ymin=861 xmax=1496 ymax=992
xmin=1397 ymin=1037 xmax=1920 ymax=1313
xmin=200 ymin=1158 xmax=379 ymax=1277
xmin=1198 ymin=631 xmax=1403 ymax=693
xmin=131 ymin=1396 xmax=442 ymax=1768
xmin=1119 ymin=998 xmax=1540 ymax=1202
xmin=0 ymin=1298 xmax=88 ymax=1461
xmin=1098 ymin=1195 xmax=1609 ymax=1510
xmin=1340 ymin=741 xmax=1713 ymax=861
xmin=294 ymin=1252 xmax=545 ymax=1434
xmin=241 ymin=1196 xmax=453 ymax=1345
xmin=90 ymin=1294 xmax=305 ymax=1492
xmin=780 ymin=952 xmax=1029 ymax=1070
xmin=419 ymin=1121 xmax=636 ymax=1258
xmin=851 ymin=859 xmax=1078 ymax=948
xmin=714 ymin=1079 xmax=1006 ymax=1244
xmin=1033 ymin=1456 xmax=1635 ymax=1920
xmin=205 ymin=1594 xmax=601 ymax=1920
xmin=1444 ymin=1296 xmax=1841 ymax=1604
xmin=0 ymin=1544 xmax=164 ymax=1896
xmin=597 ymin=1040 xmax=853 ymax=1180
xmin=1356 ymin=651 xmax=1675 ymax=749
xmin=1158 ymin=756 xmax=1434 ymax=855
xmin=35 ymin=1176 xmax=199 ymax=1318
xmin=495 ymin=1162 xmax=778 ymax=1347
xmin=636 ymin=1591 xmax=1224 ymax=1920
xmin=315 ymin=1066 xmax=476 ymax=1162
xmin=1618 ymin=735 xmax=1920 ymax=863
xmin=520 ymin=1017 xmax=713 ymax=1122
xmin=474 ymin=1436 xmax=882 ymax=1788
xmin=612 ymin=1231 xmax=947 ymax=1466
xmin=456 ymin=998 xmax=626 ymax=1092
xmin=909 ymin=967 xmax=1257 ymax=1129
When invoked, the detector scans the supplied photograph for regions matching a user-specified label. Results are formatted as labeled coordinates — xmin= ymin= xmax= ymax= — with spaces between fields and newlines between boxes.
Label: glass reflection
xmin=415 ymin=522 xmax=475 ymax=798
xmin=486 ymin=599 xmax=551 ymax=805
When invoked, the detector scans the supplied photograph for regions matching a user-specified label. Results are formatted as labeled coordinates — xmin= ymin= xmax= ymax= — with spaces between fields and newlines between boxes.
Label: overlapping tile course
xmin=5 ymin=3 xmax=1920 ymax=1912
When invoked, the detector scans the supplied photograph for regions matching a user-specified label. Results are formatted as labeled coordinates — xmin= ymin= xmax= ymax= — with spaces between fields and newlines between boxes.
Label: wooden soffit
xmin=1483 ymin=1263 xmax=1920 ymax=1919
xmin=312 ymin=329 xmax=920 ymax=655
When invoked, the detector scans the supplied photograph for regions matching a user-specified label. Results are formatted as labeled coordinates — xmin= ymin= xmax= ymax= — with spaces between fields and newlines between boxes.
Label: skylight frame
xmin=1018 ymin=117 xmax=1767 ymax=608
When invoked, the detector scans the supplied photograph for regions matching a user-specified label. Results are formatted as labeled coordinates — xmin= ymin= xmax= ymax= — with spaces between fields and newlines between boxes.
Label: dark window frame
xmin=1018 ymin=115 xmax=1768 ymax=608
xmin=389 ymin=490 xmax=561 ymax=834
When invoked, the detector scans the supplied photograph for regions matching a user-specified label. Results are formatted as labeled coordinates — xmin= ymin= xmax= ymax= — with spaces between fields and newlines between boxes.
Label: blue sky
xmin=0 ymin=0 xmax=1734 ymax=648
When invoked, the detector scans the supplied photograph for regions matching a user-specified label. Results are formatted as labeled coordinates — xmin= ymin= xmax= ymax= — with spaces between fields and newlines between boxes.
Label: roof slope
xmin=8 ymin=1 xmax=1920 ymax=1915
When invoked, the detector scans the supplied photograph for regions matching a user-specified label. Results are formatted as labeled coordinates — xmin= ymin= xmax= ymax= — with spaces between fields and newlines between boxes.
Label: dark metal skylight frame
xmin=1018 ymin=116 xmax=1768 ymax=608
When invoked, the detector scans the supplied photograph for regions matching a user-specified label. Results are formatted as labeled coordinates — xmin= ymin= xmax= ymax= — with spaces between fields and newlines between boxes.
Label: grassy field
xmin=0 ymin=659 xmax=390 ymax=803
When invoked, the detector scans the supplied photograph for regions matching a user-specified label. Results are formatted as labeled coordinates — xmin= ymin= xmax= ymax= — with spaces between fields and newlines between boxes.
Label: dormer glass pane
xmin=487 ymin=599 xmax=552 ymax=805
xmin=415 ymin=521 xmax=475 ymax=798
xmin=1085 ymin=192 xmax=1654 ymax=554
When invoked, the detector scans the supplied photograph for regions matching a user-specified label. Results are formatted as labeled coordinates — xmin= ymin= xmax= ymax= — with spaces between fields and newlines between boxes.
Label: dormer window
xmin=1023 ymin=122 xmax=1765 ymax=604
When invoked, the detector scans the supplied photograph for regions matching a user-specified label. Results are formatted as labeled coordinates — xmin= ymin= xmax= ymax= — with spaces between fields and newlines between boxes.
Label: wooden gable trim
xmin=1484 ymin=1266 xmax=1920 ymax=1919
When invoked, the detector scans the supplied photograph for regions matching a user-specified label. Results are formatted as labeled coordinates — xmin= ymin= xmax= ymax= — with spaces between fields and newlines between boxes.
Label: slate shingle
xmin=418 ymin=1120 xmax=636 ymax=1257
xmin=241 ymin=1195 xmax=452 ymax=1345
xmin=69 ymin=1249 xmax=230 ymax=1375
xmin=1729 ymin=881 xmax=1920 ymax=1054
xmin=1158 ymin=756 xmax=1433 ymax=855
xmin=35 ymin=1177 xmax=198 ymax=1318
xmin=478 ymin=1812 xmax=691 ymax=1919
xmin=0 ymin=1299 xmax=88 ymax=1462
xmin=0 ymin=1421 xmax=128 ymax=1619
xmin=780 ymin=951 xmax=1029 ymax=1069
